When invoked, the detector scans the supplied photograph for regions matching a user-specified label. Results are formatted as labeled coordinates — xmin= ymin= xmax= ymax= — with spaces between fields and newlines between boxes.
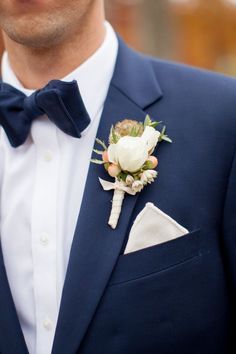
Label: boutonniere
xmin=92 ymin=115 xmax=172 ymax=229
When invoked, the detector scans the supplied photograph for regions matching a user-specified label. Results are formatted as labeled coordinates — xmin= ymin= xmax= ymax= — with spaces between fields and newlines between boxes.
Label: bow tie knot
xmin=23 ymin=91 xmax=44 ymax=120
xmin=0 ymin=79 xmax=91 ymax=147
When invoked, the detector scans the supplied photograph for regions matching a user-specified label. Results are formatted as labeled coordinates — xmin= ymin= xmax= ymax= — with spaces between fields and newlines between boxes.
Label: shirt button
xmin=44 ymin=151 xmax=53 ymax=162
xmin=43 ymin=318 xmax=53 ymax=331
xmin=40 ymin=233 xmax=49 ymax=246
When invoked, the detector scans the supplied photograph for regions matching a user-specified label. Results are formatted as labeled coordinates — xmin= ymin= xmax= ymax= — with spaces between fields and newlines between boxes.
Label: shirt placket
xmin=31 ymin=117 xmax=60 ymax=354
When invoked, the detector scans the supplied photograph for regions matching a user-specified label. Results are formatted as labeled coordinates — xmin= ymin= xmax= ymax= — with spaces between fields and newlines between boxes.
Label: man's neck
xmin=2 ymin=10 xmax=106 ymax=89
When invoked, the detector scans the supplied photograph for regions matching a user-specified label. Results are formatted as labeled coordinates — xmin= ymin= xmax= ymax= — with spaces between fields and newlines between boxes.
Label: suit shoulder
xmin=138 ymin=54 xmax=236 ymax=147
xmin=145 ymin=55 xmax=236 ymax=94
xmin=143 ymin=54 xmax=236 ymax=108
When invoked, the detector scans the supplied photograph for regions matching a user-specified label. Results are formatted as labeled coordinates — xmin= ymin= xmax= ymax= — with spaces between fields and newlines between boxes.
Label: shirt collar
xmin=1 ymin=21 xmax=118 ymax=127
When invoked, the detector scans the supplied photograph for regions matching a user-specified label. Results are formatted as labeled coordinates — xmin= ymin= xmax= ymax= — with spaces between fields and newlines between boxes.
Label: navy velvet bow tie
xmin=0 ymin=79 xmax=91 ymax=147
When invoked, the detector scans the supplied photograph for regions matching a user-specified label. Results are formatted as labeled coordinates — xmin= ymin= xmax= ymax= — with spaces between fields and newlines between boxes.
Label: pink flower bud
xmin=102 ymin=150 xmax=109 ymax=163
xmin=108 ymin=164 xmax=121 ymax=177
xmin=147 ymin=156 xmax=158 ymax=169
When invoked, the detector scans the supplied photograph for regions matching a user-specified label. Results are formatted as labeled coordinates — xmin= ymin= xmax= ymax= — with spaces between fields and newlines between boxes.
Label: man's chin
xmin=2 ymin=17 xmax=66 ymax=48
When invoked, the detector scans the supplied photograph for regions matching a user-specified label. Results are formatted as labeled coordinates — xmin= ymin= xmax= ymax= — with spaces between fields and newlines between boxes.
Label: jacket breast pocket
xmin=109 ymin=229 xmax=202 ymax=285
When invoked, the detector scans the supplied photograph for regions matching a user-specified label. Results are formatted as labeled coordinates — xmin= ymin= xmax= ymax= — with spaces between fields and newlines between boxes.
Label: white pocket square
xmin=124 ymin=203 xmax=189 ymax=254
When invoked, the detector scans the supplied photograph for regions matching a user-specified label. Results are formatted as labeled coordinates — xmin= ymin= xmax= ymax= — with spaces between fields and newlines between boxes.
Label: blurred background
xmin=1 ymin=0 xmax=236 ymax=75
xmin=105 ymin=0 xmax=236 ymax=75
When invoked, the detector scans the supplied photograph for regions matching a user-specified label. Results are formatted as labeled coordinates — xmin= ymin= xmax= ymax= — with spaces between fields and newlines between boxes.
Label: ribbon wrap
xmin=99 ymin=178 xmax=137 ymax=195
xmin=99 ymin=178 xmax=137 ymax=229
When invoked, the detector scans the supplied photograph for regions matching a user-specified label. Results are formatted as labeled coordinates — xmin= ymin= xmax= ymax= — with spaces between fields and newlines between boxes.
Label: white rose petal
xmin=141 ymin=126 xmax=160 ymax=152
xmin=114 ymin=136 xmax=149 ymax=172
xmin=107 ymin=144 xmax=118 ymax=164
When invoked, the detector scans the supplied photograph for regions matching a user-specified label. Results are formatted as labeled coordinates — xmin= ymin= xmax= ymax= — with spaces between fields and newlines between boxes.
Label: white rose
xmin=141 ymin=126 xmax=160 ymax=152
xmin=108 ymin=136 xmax=149 ymax=173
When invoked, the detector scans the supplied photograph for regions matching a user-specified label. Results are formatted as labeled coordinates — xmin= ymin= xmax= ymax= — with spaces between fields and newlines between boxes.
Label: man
xmin=0 ymin=0 xmax=235 ymax=353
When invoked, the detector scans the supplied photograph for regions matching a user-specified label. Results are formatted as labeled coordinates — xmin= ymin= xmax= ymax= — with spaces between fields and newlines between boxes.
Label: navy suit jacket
xmin=1 ymin=37 xmax=236 ymax=354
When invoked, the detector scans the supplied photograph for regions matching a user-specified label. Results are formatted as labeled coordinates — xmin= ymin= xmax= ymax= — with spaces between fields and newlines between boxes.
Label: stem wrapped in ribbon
xmin=99 ymin=178 xmax=136 ymax=229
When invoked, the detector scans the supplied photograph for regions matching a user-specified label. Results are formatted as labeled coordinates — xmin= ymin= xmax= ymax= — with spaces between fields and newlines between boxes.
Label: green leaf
xmin=95 ymin=138 xmax=107 ymax=150
xmin=144 ymin=115 xmax=162 ymax=130
xmin=118 ymin=171 xmax=128 ymax=182
xmin=138 ymin=125 xmax=144 ymax=135
xmin=129 ymin=126 xmax=136 ymax=137
xmin=110 ymin=126 xmax=119 ymax=144
xmin=91 ymin=159 xmax=105 ymax=165
xmin=144 ymin=115 xmax=152 ymax=128
xmin=129 ymin=126 xmax=140 ymax=137
xmin=161 ymin=126 xmax=166 ymax=135
xmin=162 ymin=136 xmax=172 ymax=143
xmin=142 ymin=160 xmax=154 ymax=170
xmin=104 ymin=162 xmax=109 ymax=171
xmin=158 ymin=126 xmax=172 ymax=143
xmin=150 ymin=121 xmax=161 ymax=128
xmin=93 ymin=149 xmax=104 ymax=155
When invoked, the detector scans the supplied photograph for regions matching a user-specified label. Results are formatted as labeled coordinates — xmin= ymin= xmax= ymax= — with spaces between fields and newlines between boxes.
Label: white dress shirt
xmin=0 ymin=22 xmax=118 ymax=354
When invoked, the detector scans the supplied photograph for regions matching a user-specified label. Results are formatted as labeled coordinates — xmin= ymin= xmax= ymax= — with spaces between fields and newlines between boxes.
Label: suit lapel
xmin=52 ymin=38 xmax=163 ymax=354
xmin=0 ymin=243 xmax=29 ymax=354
